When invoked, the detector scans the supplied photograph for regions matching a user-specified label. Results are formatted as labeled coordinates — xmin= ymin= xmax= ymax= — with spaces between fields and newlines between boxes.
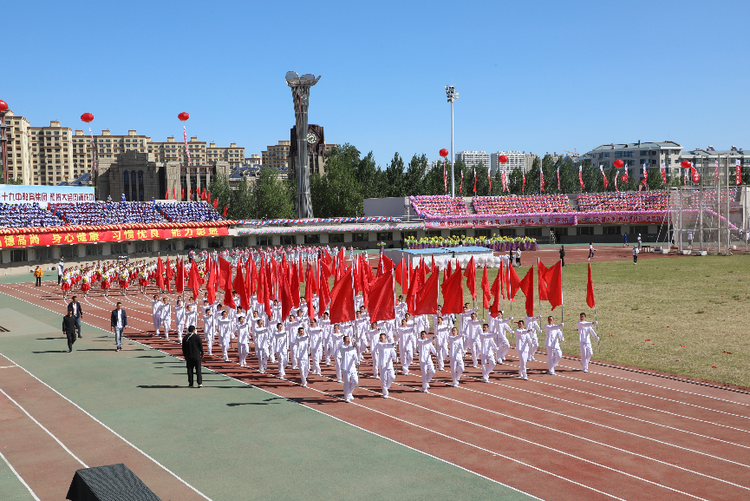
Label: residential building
xmin=579 ymin=141 xmax=683 ymax=181
xmin=262 ymin=140 xmax=291 ymax=170
xmin=490 ymin=151 xmax=535 ymax=174
xmin=455 ymin=150 xmax=490 ymax=169
xmin=679 ymin=146 xmax=749 ymax=185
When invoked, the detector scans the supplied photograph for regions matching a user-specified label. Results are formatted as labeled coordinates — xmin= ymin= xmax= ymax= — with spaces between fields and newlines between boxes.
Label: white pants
xmin=497 ymin=336 xmax=510 ymax=362
xmin=299 ymin=358 xmax=309 ymax=387
xmin=380 ymin=367 xmax=395 ymax=397
xmin=529 ymin=334 xmax=539 ymax=361
xmin=420 ymin=360 xmax=435 ymax=391
xmin=518 ymin=347 xmax=529 ymax=380
xmin=400 ymin=347 xmax=413 ymax=375
xmin=471 ymin=341 xmax=481 ymax=367
xmin=371 ymin=349 xmax=380 ymax=379
xmin=311 ymin=348 xmax=322 ymax=375
xmin=258 ymin=349 xmax=269 ymax=373
xmin=481 ymin=352 xmax=496 ymax=381
xmin=436 ymin=344 xmax=448 ymax=371
xmin=547 ymin=347 xmax=562 ymax=374
xmin=220 ymin=335 xmax=231 ymax=361
xmin=277 ymin=351 xmax=288 ymax=378
xmin=291 ymin=343 xmax=299 ymax=369
xmin=204 ymin=333 xmax=214 ymax=356
xmin=238 ymin=343 xmax=248 ymax=366
xmin=177 ymin=322 xmax=185 ymax=342
xmin=580 ymin=343 xmax=593 ymax=372
xmin=152 ymin=315 xmax=160 ymax=333
xmin=450 ymin=357 xmax=464 ymax=386
xmin=342 ymin=370 xmax=358 ymax=402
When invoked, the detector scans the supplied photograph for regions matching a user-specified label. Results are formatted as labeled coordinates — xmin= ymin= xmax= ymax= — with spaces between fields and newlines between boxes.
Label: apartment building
xmin=490 ymin=151 xmax=536 ymax=174
xmin=455 ymin=150 xmax=490 ymax=169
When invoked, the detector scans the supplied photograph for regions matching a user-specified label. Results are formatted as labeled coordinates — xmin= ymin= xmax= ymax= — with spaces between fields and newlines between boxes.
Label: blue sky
xmin=3 ymin=1 xmax=748 ymax=166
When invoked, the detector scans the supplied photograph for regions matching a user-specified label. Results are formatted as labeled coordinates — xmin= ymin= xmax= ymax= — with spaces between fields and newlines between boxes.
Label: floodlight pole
xmin=446 ymin=86 xmax=458 ymax=197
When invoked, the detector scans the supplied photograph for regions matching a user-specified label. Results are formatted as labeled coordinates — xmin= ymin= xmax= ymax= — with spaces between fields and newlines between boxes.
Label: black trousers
xmin=66 ymin=331 xmax=76 ymax=351
xmin=186 ymin=357 xmax=202 ymax=386
xmin=35 ymin=277 xmax=41 ymax=286
xmin=58 ymin=274 xmax=62 ymax=285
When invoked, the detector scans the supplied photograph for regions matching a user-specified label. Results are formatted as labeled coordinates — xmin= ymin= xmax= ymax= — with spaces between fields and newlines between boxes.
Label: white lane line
xmin=0 ymin=388 xmax=88 ymax=468
xmin=0 ymin=450 xmax=41 ymax=501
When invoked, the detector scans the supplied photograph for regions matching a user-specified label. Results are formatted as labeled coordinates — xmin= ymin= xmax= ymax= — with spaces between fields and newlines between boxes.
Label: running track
xmin=2 ymin=280 xmax=749 ymax=501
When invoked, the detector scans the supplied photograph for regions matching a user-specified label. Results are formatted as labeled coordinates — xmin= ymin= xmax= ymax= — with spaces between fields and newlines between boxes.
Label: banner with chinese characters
xmin=0 ymin=226 xmax=229 ymax=249
xmin=0 ymin=185 xmax=95 ymax=204
xmin=423 ymin=214 xmax=578 ymax=229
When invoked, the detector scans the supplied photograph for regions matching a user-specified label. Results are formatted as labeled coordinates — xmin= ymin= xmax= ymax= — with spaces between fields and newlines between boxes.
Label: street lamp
xmin=445 ymin=86 xmax=458 ymax=197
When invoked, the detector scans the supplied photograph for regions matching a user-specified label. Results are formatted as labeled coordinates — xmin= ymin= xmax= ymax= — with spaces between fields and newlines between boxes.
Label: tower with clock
xmin=289 ymin=124 xmax=326 ymax=178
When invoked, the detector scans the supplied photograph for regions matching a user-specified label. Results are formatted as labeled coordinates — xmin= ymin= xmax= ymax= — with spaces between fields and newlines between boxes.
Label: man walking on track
xmin=62 ymin=309 xmax=77 ymax=353
xmin=577 ymin=313 xmax=599 ymax=373
xmin=182 ymin=325 xmax=203 ymax=388
xmin=110 ymin=302 xmax=128 ymax=352
xmin=337 ymin=335 xmax=359 ymax=403
xmin=67 ymin=296 xmax=84 ymax=339
xmin=544 ymin=316 xmax=564 ymax=375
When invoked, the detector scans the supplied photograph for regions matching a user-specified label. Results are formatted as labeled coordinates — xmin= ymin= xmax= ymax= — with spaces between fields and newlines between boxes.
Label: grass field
xmin=440 ymin=255 xmax=750 ymax=388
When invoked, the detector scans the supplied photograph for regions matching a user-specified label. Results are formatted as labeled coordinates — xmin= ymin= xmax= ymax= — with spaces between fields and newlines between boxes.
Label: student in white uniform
xmin=202 ymin=307 xmax=215 ymax=356
xmin=295 ymin=326 xmax=310 ymax=387
xmin=544 ymin=316 xmax=564 ymax=375
xmin=375 ymin=333 xmax=397 ymax=398
xmin=308 ymin=319 xmax=323 ymax=376
xmin=174 ymin=299 xmax=186 ymax=342
xmin=254 ymin=319 xmax=270 ymax=373
xmin=216 ymin=310 xmax=234 ymax=362
xmin=273 ymin=322 xmax=289 ymax=379
xmin=159 ymin=297 xmax=172 ymax=340
xmin=417 ymin=331 xmax=436 ymax=392
xmin=465 ymin=312 xmax=483 ymax=368
xmin=524 ymin=315 xmax=542 ymax=362
xmin=490 ymin=311 xmax=513 ymax=363
xmin=330 ymin=324 xmax=345 ymax=382
xmin=577 ymin=313 xmax=599 ymax=373
xmin=337 ymin=335 xmax=359 ymax=403
xmin=479 ymin=323 xmax=499 ymax=382
xmin=151 ymin=294 xmax=162 ymax=335
xmin=236 ymin=316 xmax=250 ymax=367
xmin=434 ymin=316 xmax=450 ymax=372
xmin=447 ymin=327 xmax=465 ymax=387
xmin=515 ymin=320 xmax=532 ymax=380
xmin=396 ymin=319 xmax=415 ymax=375
xmin=185 ymin=303 xmax=198 ymax=341
xmin=367 ymin=323 xmax=382 ymax=379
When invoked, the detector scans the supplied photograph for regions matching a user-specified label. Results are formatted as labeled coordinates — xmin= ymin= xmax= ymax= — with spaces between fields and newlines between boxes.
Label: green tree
xmin=383 ymin=153 xmax=406 ymax=197
xmin=0 ymin=177 xmax=23 ymax=185
xmin=207 ymin=173 xmax=232 ymax=216
xmin=424 ymin=159 xmax=447 ymax=195
xmin=355 ymin=150 xmax=384 ymax=199
xmin=255 ymin=167 xmax=294 ymax=219
xmin=558 ymin=156 xmax=579 ymax=194
xmin=311 ymin=144 xmax=364 ymax=217
xmin=229 ymin=176 xmax=255 ymax=220
xmin=647 ymin=167 xmax=665 ymax=190
xmin=404 ymin=154 xmax=429 ymax=195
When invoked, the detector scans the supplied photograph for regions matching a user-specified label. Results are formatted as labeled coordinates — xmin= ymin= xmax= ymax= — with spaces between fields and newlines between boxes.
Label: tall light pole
xmin=445 ymin=86 xmax=458 ymax=197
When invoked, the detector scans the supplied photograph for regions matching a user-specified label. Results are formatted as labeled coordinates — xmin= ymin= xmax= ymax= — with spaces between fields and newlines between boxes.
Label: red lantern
xmin=439 ymin=148 xmax=449 ymax=158
xmin=499 ymin=155 xmax=509 ymax=164
xmin=80 ymin=112 xmax=94 ymax=123
xmin=681 ymin=160 xmax=692 ymax=169
xmin=178 ymin=112 xmax=190 ymax=121
xmin=0 ymin=100 xmax=8 ymax=112
xmin=613 ymin=159 xmax=624 ymax=168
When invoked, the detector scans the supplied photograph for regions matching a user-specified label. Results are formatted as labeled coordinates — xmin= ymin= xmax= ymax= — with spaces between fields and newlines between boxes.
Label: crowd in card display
xmin=473 ymin=194 xmax=573 ymax=215
xmin=0 ymin=202 xmax=66 ymax=228
xmin=575 ymin=192 xmax=669 ymax=212
xmin=411 ymin=196 xmax=469 ymax=216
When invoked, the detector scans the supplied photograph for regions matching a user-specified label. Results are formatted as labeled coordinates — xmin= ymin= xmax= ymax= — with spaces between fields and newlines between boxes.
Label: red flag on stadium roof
xmin=222 ymin=205 xmax=227 ymax=217
xmin=213 ymin=198 xmax=218 ymax=209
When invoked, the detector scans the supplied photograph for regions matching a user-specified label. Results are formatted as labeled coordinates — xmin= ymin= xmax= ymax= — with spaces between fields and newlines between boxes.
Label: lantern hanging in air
xmin=81 ymin=113 xmax=94 ymax=123
xmin=178 ymin=112 xmax=190 ymax=121
xmin=439 ymin=148 xmax=449 ymax=158
xmin=613 ymin=159 xmax=624 ymax=168
xmin=681 ymin=160 xmax=692 ymax=169
xmin=498 ymin=155 xmax=509 ymax=164
xmin=0 ymin=100 xmax=8 ymax=112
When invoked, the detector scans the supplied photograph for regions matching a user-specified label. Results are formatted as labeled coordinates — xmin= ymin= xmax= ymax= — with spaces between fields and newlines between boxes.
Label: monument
xmin=286 ymin=71 xmax=320 ymax=219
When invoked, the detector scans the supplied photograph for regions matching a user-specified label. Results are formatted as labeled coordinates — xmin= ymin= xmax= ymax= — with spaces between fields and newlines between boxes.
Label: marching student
xmin=465 ymin=312 xmax=483 ymax=368
xmin=254 ymin=318 xmax=270 ymax=373
xmin=396 ymin=318 xmax=415 ymax=375
xmin=490 ymin=311 xmax=513 ymax=363
xmin=577 ymin=313 xmax=599 ymax=373
xmin=433 ymin=316 xmax=450 ymax=372
xmin=544 ymin=316 xmax=564 ymax=375
xmin=151 ymin=294 xmax=162 ymax=335
xmin=202 ymin=307 xmax=215 ymax=356
xmin=273 ymin=322 xmax=289 ymax=380
xmin=236 ymin=315 xmax=250 ymax=367
xmin=308 ymin=318 xmax=324 ymax=376
xmin=158 ymin=297 xmax=172 ymax=339
xmin=417 ymin=331 xmax=436 ymax=392
xmin=295 ymin=326 xmax=310 ymax=387
xmin=337 ymin=335 xmax=359 ymax=403
xmin=479 ymin=323 xmax=499 ymax=383
xmin=524 ymin=314 xmax=542 ymax=362
xmin=174 ymin=298 xmax=186 ymax=342
xmin=515 ymin=320 xmax=532 ymax=381
xmin=447 ymin=327 xmax=465 ymax=387
xmin=216 ymin=309 xmax=234 ymax=362
xmin=375 ymin=333 xmax=397 ymax=398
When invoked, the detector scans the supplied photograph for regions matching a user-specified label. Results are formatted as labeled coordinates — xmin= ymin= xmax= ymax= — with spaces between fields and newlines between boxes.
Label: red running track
xmin=3 ymin=281 xmax=750 ymax=501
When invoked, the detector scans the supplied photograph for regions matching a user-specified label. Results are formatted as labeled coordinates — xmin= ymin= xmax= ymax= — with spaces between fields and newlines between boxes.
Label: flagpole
xmin=594 ymin=304 xmax=599 ymax=355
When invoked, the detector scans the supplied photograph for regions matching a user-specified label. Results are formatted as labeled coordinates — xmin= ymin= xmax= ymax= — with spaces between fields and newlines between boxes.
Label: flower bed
xmin=404 ymin=235 xmax=537 ymax=251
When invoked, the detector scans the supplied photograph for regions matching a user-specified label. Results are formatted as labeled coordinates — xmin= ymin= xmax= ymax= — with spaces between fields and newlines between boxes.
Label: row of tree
xmin=209 ymin=144 xmax=747 ymax=220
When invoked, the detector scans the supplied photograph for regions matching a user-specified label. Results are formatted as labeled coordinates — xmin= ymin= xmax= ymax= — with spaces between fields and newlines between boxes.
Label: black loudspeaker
xmin=66 ymin=463 xmax=162 ymax=501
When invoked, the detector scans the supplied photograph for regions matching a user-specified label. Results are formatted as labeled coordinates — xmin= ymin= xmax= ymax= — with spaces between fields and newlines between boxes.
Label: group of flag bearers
xmin=121 ymin=245 xmax=602 ymax=400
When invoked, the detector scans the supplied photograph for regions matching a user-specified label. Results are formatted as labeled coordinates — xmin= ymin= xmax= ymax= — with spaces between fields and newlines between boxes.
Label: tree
xmin=424 ymin=159 xmax=447 ymax=195
xmin=255 ymin=167 xmax=294 ymax=219
xmin=558 ymin=156 xmax=579 ymax=194
xmin=355 ymin=150 xmax=384 ymax=199
xmin=383 ymin=153 xmax=406 ymax=197
xmin=229 ymin=176 xmax=255 ymax=220
xmin=311 ymin=144 xmax=364 ymax=217
xmin=207 ymin=173 xmax=232 ymax=215
xmin=404 ymin=154 xmax=429 ymax=195
xmin=647 ymin=167 xmax=665 ymax=190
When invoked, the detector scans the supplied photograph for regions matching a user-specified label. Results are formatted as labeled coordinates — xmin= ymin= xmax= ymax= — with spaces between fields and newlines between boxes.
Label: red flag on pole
xmin=579 ymin=165 xmax=585 ymax=190
xmin=488 ymin=169 xmax=492 ymax=194
xmin=522 ymin=171 xmax=526 ymax=193
xmin=234 ymin=263 xmax=249 ymax=311
xmin=164 ymin=257 xmax=173 ymax=294
xmin=465 ymin=256 xmax=476 ymax=301
xmin=540 ymin=166 xmax=545 ymax=192
xmin=480 ymin=264 xmax=490 ymax=309
xmin=222 ymin=205 xmax=228 ymax=217
xmin=586 ymin=262 xmax=596 ymax=308
xmin=280 ymin=268 xmax=294 ymax=321
xmin=175 ymin=258 xmax=184 ymax=294
xmin=473 ymin=168 xmax=477 ymax=194
xmin=440 ymin=266 xmax=464 ymax=315
xmin=489 ymin=269 xmax=501 ymax=317
xmin=557 ymin=166 xmax=560 ymax=191
xmin=329 ymin=268 xmax=355 ymax=324
xmin=188 ymin=260 xmax=200 ymax=300
xmin=155 ymin=255 xmax=165 ymax=291
xmin=213 ymin=198 xmax=219 ymax=209
xmin=600 ymin=165 xmax=608 ymax=190
xmin=181 ymin=187 xmax=185 ymax=200
xmin=207 ymin=259 xmax=217 ymax=304
xmin=508 ymin=264 xmax=522 ymax=300
xmin=544 ymin=260 xmax=563 ymax=311
xmin=368 ymin=267 xmax=396 ymax=322
xmin=173 ymin=187 xmax=176 ymax=200
xmin=737 ymin=159 xmax=742 ymax=185
xmin=459 ymin=171 xmax=464 ymax=193
xmin=414 ymin=269 xmax=439 ymax=316
xmin=537 ymin=259 xmax=549 ymax=301
xmin=519 ymin=265 xmax=534 ymax=316
xmin=164 ymin=190 xmax=169 ymax=200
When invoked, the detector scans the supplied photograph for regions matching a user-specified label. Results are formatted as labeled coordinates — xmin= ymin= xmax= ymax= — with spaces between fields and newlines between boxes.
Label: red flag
xmin=465 ymin=256 xmax=476 ymax=301
xmin=537 ymin=259 xmax=549 ymax=301
xmin=201 ymin=188 xmax=206 ymax=200
xmin=213 ymin=198 xmax=219 ymax=209
xmin=661 ymin=162 xmax=668 ymax=187
xmin=480 ymin=264 xmax=490 ymax=309
xmin=368 ymin=267 xmax=396 ymax=322
xmin=155 ymin=255 xmax=165 ymax=291
xmin=318 ymin=266 xmax=331 ymax=312
xmin=165 ymin=189 xmax=169 ymax=200
xmin=329 ymin=269 xmax=355 ymax=324
xmin=557 ymin=166 xmax=560 ymax=191
xmin=473 ymin=168 xmax=477 ymax=193
xmin=263 ymin=263 xmax=272 ymax=319
xmin=305 ymin=262 xmax=315 ymax=321
xmin=489 ymin=269 xmax=501 ymax=317
xmin=544 ymin=261 xmax=563 ymax=311
xmin=586 ymin=262 xmax=595 ymax=308
xmin=508 ymin=264 xmax=522 ymax=300
xmin=440 ymin=266 xmax=463 ymax=315
xmin=622 ymin=165 xmax=629 ymax=183
xmin=290 ymin=262 xmax=301 ymax=309
xmin=208 ymin=190 xmax=211 ymax=202
xmin=175 ymin=258 xmax=184 ymax=294
xmin=414 ymin=269 xmax=439 ymax=315
xmin=188 ymin=259 xmax=200 ymax=300
xmin=218 ymin=256 xmax=231 ymax=292
xmin=164 ymin=256 xmax=173 ymax=294
xmin=579 ymin=165 xmax=585 ymax=191
xmin=522 ymin=171 xmax=526 ymax=192
xmin=737 ymin=159 xmax=742 ymax=185
xmin=223 ymin=280 xmax=236 ymax=309
xmin=600 ymin=165 xmax=609 ymax=190
xmin=207 ymin=259 xmax=217 ymax=304
xmin=280 ymin=268 xmax=294 ymax=321
xmin=181 ymin=187 xmax=185 ymax=200
xmin=519 ymin=265 xmax=534 ymax=316
xmin=173 ymin=187 xmax=176 ymax=200
xmin=540 ymin=166 xmax=545 ymax=192
xmin=459 ymin=171 xmax=464 ymax=193
xmin=188 ymin=188 xmax=193 ymax=200
xmin=234 ymin=263 xmax=249 ymax=311
xmin=488 ymin=169 xmax=492 ymax=194
xmin=222 ymin=205 xmax=228 ymax=217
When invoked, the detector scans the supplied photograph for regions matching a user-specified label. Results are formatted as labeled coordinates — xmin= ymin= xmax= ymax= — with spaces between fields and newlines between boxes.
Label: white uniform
xmin=524 ymin=315 xmax=542 ymax=361
xmin=434 ymin=321 xmax=450 ymax=371
xmin=464 ymin=319 xmax=482 ymax=368
xmin=397 ymin=326 xmax=415 ymax=375
xmin=491 ymin=316 xmax=513 ymax=363
xmin=368 ymin=328 xmax=381 ymax=378
xmin=236 ymin=321 xmax=251 ymax=367
xmin=309 ymin=326 xmax=323 ymax=375
xmin=152 ymin=299 xmax=161 ymax=334
xmin=175 ymin=303 xmax=186 ymax=342
xmin=337 ymin=344 xmax=359 ymax=402
xmin=418 ymin=338 xmax=436 ymax=392
xmin=254 ymin=325 xmax=270 ymax=373
xmin=515 ymin=327 xmax=532 ymax=380
xmin=202 ymin=310 xmax=215 ymax=356
xmin=577 ymin=320 xmax=599 ymax=373
xmin=185 ymin=306 xmax=198 ymax=335
xmin=544 ymin=323 xmax=564 ymax=375
xmin=159 ymin=302 xmax=172 ymax=339
xmin=448 ymin=334 xmax=465 ymax=386
xmin=295 ymin=333 xmax=310 ymax=387
xmin=479 ymin=332 xmax=499 ymax=382
xmin=274 ymin=329 xmax=289 ymax=379
xmin=217 ymin=317 xmax=234 ymax=362
xmin=375 ymin=341 xmax=397 ymax=398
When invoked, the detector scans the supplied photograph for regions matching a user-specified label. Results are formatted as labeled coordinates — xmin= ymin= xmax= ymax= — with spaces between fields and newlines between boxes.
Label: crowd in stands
xmin=576 ymin=191 xmax=669 ymax=212
xmin=0 ymin=203 xmax=65 ymax=228
xmin=156 ymin=202 xmax=223 ymax=223
xmin=473 ymin=194 xmax=573 ymax=215
xmin=50 ymin=202 xmax=166 ymax=225
xmin=685 ymin=188 xmax=740 ymax=209
xmin=411 ymin=196 xmax=469 ymax=216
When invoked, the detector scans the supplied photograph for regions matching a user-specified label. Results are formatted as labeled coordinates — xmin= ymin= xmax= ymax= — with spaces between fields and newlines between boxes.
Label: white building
xmin=455 ymin=150 xmax=490 ymax=169
xmin=490 ymin=151 xmax=535 ymax=174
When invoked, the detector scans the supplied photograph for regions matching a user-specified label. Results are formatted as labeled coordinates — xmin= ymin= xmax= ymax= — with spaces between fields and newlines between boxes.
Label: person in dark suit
xmin=110 ymin=302 xmax=128 ymax=352
xmin=67 ymin=296 xmax=84 ymax=339
xmin=62 ymin=309 xmax=77 ymax=353
xmin=181 ymin=325 xmax=204 ymax=387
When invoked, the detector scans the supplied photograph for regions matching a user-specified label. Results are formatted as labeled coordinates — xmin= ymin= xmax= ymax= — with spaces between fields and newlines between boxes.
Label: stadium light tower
xmin=445 ymin=86 xmax=458 ymax=197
